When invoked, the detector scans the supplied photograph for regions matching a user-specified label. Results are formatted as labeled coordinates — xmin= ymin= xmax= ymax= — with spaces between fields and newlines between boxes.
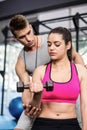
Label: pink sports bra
xmin=41 ymin=62 xmax=80 ymax=104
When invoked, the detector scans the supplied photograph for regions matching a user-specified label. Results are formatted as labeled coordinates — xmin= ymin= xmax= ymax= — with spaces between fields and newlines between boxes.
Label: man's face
xmin=14 ymin=24 xmax=35 ymax=48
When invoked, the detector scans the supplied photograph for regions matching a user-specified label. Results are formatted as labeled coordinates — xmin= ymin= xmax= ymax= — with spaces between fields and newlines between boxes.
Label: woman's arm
xmin=24 ymin=66 xmax=44 ymax=118
xmin=29 ymin=66 xmax=44 ymax=107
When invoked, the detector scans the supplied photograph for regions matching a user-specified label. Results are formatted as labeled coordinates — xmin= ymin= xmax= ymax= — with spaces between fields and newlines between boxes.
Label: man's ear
xmin=30 ymin=24 xmax=34 ymax=33
xmin=29 ymin=24 xmax=32 ymax=29
xmin=12 ymin=36 xmax=18 ymax=41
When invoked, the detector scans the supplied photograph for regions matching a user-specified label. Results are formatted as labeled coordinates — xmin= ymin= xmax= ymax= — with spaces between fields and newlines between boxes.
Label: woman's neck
xmin=52 ymin=58 xmax=70 ymax=69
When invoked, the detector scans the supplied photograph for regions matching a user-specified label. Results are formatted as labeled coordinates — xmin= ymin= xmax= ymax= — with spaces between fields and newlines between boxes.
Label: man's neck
xmin=24 ymin=45 xmax=36 ymax=52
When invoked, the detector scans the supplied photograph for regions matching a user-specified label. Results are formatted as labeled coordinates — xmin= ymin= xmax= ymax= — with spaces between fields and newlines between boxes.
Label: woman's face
xmin=47 ymin=33 xmax=70 ymax=61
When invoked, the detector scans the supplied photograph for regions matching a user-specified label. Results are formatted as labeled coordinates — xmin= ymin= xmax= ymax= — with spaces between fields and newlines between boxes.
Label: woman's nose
xmin=50 ymin=44 xmax=54 ymax=50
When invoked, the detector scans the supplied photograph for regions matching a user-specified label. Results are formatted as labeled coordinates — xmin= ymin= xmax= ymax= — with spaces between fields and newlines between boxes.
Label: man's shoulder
xmin=19 ymin=47 xmax=24 ymax=56
xmin=38 ymin=35 xmax=47 ymax=45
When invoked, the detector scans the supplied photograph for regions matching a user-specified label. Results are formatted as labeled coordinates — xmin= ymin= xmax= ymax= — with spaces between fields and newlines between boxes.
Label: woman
xmin=25 ymin=27 xmax=87 ymax=130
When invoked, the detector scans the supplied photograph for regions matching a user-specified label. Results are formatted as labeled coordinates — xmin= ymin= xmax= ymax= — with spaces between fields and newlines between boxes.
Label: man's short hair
xmin=9 ymin=14 xmax=29 ymax=36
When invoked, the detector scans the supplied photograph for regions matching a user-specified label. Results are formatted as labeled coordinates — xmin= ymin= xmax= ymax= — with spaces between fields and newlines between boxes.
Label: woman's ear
xmin=67 ymin=41 xmax=72 ymax=50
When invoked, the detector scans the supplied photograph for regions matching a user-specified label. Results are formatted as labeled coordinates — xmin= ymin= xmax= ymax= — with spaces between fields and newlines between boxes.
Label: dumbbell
xmin=17 ymin=80 xmax=53 ymax=92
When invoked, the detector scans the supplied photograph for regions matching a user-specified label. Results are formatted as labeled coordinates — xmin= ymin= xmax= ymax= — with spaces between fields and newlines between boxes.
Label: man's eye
xmin=27 ymin=30 xmax=31 ymax=35
xmin=18 ymin=35 xmax=25 ymax=39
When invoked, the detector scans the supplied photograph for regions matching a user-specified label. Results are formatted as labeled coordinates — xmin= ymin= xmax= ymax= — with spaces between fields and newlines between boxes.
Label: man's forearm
xmin=22 ymin=90 xmax=33 ymax=104
xmin=72 ymin=48 xmax=84 ymax=65
xmin=74 ymin=53 xmax=84 ymax=65
xmin=16 ymin=68 xmax=30 ymax=83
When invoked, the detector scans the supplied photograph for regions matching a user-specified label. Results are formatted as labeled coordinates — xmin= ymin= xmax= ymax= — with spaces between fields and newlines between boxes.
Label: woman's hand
xmin=29 ymin=82 xmax=43 ymax=93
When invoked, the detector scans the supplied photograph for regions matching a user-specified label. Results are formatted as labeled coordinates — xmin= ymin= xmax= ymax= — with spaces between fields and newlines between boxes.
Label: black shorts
xmin=31 ymin=117 xmax=81 ymax=130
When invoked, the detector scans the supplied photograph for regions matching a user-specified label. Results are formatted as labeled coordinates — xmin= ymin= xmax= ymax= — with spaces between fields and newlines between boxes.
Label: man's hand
xmin=23 ymin=104 xmax=41 ymax=118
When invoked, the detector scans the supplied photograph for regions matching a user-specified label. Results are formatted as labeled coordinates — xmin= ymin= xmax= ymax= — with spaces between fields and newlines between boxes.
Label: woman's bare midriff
xmin=39 ymin=102 xmax=77 ymax=119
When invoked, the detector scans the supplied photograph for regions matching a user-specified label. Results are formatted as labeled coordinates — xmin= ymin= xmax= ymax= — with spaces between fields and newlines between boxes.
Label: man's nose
xmin=25 ymin=35 xmax=30 ymax=41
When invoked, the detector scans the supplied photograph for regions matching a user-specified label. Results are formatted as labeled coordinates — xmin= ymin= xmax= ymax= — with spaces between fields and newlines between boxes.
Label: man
xmin=9 ymin=14 xmax=84 ymax=130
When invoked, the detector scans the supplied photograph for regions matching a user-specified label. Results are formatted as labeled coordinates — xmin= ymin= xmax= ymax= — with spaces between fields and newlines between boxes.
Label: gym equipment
xmin=0 ymin=115 xmax=16 ymax=129
xmin=17 ymin=80 xmax=53 ymax=92
xmin=8 ymin=97 xmax=24 ymax=120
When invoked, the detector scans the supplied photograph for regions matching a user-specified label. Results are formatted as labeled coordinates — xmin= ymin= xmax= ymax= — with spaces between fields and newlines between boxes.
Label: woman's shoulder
xmin=33 ymin=64 xmax=47 ymax=80
xmin=35 ymin=64 xmax=47 ymax=72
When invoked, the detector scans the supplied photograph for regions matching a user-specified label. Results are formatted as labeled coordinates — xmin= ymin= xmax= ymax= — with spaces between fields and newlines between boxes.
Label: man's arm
xmin=15 ymin=55 xmax=31 ymax=104
xmin=15 ymin=55 xmax=30 ymax=82
xmin=78 ymin=65 xmax=87 ymax=130
xmin=72 ymin=48 xmax=84 ymax=65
